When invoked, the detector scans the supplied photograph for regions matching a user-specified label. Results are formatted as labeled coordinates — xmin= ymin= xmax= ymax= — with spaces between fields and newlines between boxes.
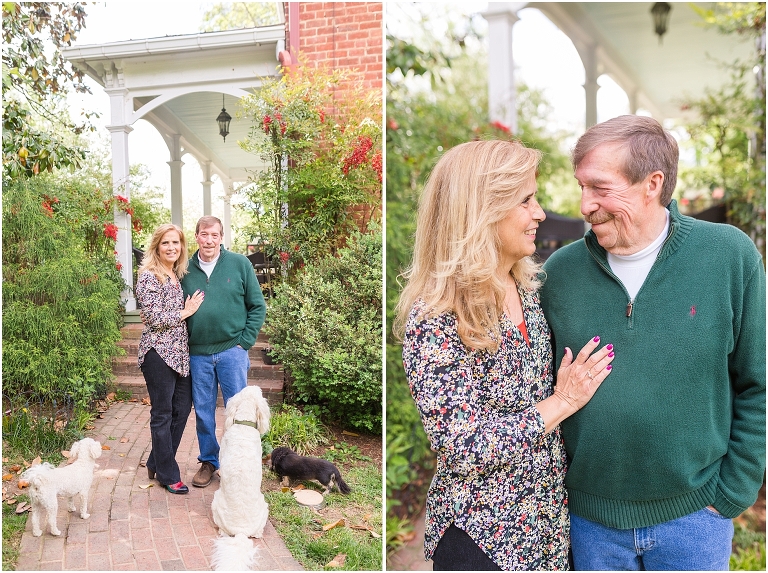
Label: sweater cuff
xmin=712 ymin=486 xmax=747 ymax=519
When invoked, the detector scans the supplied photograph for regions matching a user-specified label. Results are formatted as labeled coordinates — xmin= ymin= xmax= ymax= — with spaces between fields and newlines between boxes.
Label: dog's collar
xmin=233 ymin=419 xmax=259 ymax=430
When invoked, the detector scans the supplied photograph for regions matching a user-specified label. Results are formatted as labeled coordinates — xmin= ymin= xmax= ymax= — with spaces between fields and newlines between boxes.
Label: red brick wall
xmin=284 ymin=2 xmax=383 ymax=92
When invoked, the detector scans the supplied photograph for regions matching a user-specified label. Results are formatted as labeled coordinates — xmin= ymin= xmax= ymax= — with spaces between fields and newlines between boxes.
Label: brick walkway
xmin=15 ymin=401 xmax=303 ymax=571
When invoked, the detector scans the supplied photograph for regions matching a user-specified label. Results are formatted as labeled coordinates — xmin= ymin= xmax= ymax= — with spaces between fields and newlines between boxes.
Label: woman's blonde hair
xmin=394 ymin=139 xmax=543 ymax=352
xmin=138 ymin=224 xmax=189 ymax=281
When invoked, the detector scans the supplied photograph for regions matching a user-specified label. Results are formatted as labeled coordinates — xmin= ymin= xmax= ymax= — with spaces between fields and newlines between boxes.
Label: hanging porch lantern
xmin=651 ymin=2 xmax=672 ymax=45
xmin=216 ymin=94 xmax=232 ymax=142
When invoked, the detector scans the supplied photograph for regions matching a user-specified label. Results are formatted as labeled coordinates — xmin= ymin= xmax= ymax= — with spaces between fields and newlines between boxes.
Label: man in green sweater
xmin=541 ymin=115 xmax=765 ymax=570
xmin=182 ymin=216 xmax=266 ymax=488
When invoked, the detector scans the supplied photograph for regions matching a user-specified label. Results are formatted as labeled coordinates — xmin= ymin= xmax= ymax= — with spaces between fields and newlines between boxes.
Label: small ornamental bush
xmin=2 ymin=176 xmax=125 ymax=413
xmin=264 ymin=225 xmax=382 ymax=433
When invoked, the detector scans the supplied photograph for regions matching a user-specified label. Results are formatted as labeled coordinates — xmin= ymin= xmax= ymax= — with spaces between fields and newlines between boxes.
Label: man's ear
xmin=646 ymin=171 xmax=664 ymax=203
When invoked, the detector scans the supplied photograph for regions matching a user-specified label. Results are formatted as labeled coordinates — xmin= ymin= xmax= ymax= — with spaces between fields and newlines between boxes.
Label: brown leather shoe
xmin=192 ymin=461 xmax=216 ymax=487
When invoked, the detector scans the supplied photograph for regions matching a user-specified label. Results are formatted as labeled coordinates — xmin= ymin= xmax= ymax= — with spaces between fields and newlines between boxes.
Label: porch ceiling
xmin=529 ymin=2 xmax=755 ymax=120
xmin=63 ymin=26 xmax=285 ymax=182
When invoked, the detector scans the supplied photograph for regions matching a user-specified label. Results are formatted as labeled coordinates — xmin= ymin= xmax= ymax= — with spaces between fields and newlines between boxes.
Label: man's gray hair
xmin=195 ymin=216 xmax=223 ymax=235
xmin=572 ymin=115 xmax=679 ymax=206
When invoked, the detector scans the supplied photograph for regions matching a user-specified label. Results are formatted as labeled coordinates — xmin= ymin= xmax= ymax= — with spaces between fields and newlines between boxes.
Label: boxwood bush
xmin=264 ymin=224 xmax=382 ymax=433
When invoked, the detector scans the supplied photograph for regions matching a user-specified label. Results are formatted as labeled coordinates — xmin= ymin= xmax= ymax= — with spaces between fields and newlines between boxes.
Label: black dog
xmin=269 ymin=446 xmax=351 ymax=494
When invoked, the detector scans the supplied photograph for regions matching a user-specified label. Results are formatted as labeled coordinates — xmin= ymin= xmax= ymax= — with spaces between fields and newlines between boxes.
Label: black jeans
xmin=140 ymin=348 xmax=192 ymax=486
xmin=432 ymin=524 xmax=502 ymax=571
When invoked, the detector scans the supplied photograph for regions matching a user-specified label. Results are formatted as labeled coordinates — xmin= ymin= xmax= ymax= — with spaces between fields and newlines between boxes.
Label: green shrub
xmin=264 ymin=224 xmax=382 ymax=433
xmin=264 ymin=404 xmax=329 ymax=456
xmin=2 ymin=176 xmax=124 ymax=414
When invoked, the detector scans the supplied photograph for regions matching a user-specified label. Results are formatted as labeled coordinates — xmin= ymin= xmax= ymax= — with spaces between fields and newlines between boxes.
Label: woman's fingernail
xmin=564 ymin=348 xmax=568 ymax=355
xmin=606 ymin=365 xmax=612 ymax=371
xmin=606 ymin=344 xmax=613 ymax=351
xmin=608 ymin=351 xmax=615 ymax=358
xmin=593 ymin=336 xmax=600 ymax=342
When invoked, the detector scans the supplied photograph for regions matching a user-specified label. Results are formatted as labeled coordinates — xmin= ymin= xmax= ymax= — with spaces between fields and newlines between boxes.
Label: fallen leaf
xmin=129 ymin=398 xmax=138 ymax=402
xmin=17 ymin=479 xmax=29 ymax=489
xmin=341 ymin=430 xmax=359 ymax=437
xmin=291 ymin=484 xmax=305 ymax=491
xmin=138 ymin=484 xmax=153 ymax=489
xmin=2 ymin=458 xmax=7 ymax=463
xmin=350 ymin=524 xmax=372 ymax=531
xmin=6 ymin=498 xmax=17 ymax=505
xmin=54 ymin=419 xmax=66 ymax=430
xmin=31 ymin=456 xmax=41 ymax=467
xmin=102 ymin=445 xmax=111 ymax=451
xmin=97 ymin=414 xmax=104 ymax=419
xmin=106 ymin=392 xmax=116 ymax=401
xmin=326 ymin=553 xmax=346 ymax=568
xmin=2 ymin=474 xmax=12 ymax=482
xmin=15 ymin=502 xmax=29 ymax=514
xmin=311 ymin=532 xmax=322 ymax=539
xmin=85 ymin=425 xmax=95 ymax=430
xmin=119 ymin=454 xmax=125 ymax=457
xmin=370 ymin=530 xmax=381 ymax=538
xmin=362 ymin=513 xmax=372 ymax=521
xmin=399 ymin=530 xmax=417 ymax=543
xmin=62 ymin=450 xmax=70 ymax=459
xmin=141 ymin=397 xmax=151 ymax=406
xmin=322 ymin=518 xmax=345 ymax=532
xmin=119 ymin=438 xmax=128 ymax=443
xmin=139 ymin=461 xmax=147 ymax=467
xmin=281 ymin=487 xmax=291 ymax=493
xmin=9 ymin=465 xmax=21 ymax=473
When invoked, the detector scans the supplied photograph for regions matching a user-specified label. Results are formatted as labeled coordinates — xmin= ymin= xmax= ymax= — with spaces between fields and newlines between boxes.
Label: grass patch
xmin=322 ymin=442 xmax=373 ymax=465
xmin=2 ymin=495 xmax=28 ymax=571
xmin=265 ymin=464 xmax=382 ymax=570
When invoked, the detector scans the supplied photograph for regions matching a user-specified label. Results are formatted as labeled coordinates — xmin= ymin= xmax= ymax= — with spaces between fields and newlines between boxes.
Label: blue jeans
xmin=570 ymin=508 xmax=734 ymax=570
xmin=190 ymin=345 xmax=250 ymax=469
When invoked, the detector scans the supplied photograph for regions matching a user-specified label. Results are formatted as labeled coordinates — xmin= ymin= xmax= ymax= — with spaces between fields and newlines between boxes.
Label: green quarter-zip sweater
xmin=182 ymin=248 xmax=266 ymax=355
xmin=541 ymin=200 xmax=766 ymax=529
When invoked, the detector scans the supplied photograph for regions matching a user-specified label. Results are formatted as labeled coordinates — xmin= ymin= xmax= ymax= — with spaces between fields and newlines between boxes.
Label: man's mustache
xmin=584 ymin=212 xmax=614 ymax=225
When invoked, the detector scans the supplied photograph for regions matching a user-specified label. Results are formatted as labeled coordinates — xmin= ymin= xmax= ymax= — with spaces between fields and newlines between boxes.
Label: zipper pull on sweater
xmin=626 ymin=301 xmax=633 ymax=317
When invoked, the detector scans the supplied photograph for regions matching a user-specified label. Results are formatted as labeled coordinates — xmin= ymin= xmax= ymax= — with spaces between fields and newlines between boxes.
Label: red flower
xmin=116 ymin=262 xmax=123 ymax=271
xmin=133 ymin=219 xmax=143 ymax=232
xmin=318 ymin=108 xmax=325 ymax=123
xmin=116 ymin=195 xmax=129 ymax=204
xmin=279 ymin=251 xmax=289 ymax=263
xmin=263 ymin=115 xmax=272 ymax=134
xmin=490 ymin=120 xmax=511 ymax=133
xmin=342 ymin=136 xmax=374 ymax=175
xmin=387 ymin=118 xmax=399 ymax=130
xmin=124 ymin=206 xmax=134 ymax=217
xmin=103 ymin=223 xmax=119 ymax=241
xmin=41 ymin=201 xmax=54 ymax=217
xmin=294 ymin=245 xmax=300 ymax=251
xmin=371 ymin=151 xmax=382 ymax=183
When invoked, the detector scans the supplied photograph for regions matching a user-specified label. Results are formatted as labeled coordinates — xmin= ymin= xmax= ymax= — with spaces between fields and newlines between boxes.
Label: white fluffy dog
xmin=21 ymin=437 xmax=102 ymax=537
xmin=210 ymin=386 xmax=271 ymax=571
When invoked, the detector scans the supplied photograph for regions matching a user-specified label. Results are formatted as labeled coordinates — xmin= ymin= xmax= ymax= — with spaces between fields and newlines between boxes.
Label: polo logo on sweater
xmin=690 ymin=305 xmax=696 ymax=317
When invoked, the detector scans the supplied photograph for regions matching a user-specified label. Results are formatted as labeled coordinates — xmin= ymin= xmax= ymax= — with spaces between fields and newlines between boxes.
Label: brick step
xmin=112 ymin=356 xmax=283 ymax=380
xmin=116 ymin=340 xmax=274 ymax=361
xmin=113 ymin=376 xmax=284 ymax=407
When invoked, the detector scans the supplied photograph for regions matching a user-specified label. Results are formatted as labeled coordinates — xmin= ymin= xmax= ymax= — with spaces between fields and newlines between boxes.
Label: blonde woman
xmin=136 ymin=224 xmax=205 ymax=494
xmin=395 ymin=140 xmax=615 ymax=570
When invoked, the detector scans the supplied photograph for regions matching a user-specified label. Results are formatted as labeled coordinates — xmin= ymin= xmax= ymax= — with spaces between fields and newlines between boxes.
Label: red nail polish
xmin=608 ymin=351 xmax=615 ymax=358
xmin=593 ymin=336 xmax=600 ymax=342
xmin=606 ymin=344 xmax=613 ymax=351
xmin=606 ymin=365 xmax=612 ymax=371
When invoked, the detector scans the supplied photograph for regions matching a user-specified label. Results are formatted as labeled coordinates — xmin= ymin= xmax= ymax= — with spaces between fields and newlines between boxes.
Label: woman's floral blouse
xmin=402 ymin=288 xmax=569 ymax=571
xmin=136 ymin=271 xmax=190 ymax=377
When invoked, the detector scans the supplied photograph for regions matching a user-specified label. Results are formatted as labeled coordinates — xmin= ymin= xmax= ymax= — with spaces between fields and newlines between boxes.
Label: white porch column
xmin=168 ymin=134 xmax=184 ymax=228
xmin=105 ymin=76 xmax=136 ymax=311
xmin=201 ymin=160 xmax=213 ymax=216
xmin=628 ymin=88 xmax=639 ymax=115
xmin=583 ymin=45 xmax=599 ymax=128
xmin=221 ymin=179 xmax=233 ymax=250
xmin=483 ymin=3 xmax=525 ymax=133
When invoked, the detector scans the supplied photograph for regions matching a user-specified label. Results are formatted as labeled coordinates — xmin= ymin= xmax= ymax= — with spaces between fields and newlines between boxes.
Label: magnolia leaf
xmin=141 ymin=397 xmax=151 ymax=406
xmin=326 ymin=553 xmax=346 ymax=568
xmin=2 ymin=474 xmax=12 ymax=482
xmin=101 ymin=445 xmax=111 ymax=451
xmin=138 ymin=484 xmax=153 ymax=489
xmin=15 ymin=501 xmax=29 ymax=513
xmin=322 ymin=518 xmax=345 ymax=532
xmin=341 ymin=430 xmax=359 ymax=437
xmin=9 ymin=465 xmax=21 ymax=473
